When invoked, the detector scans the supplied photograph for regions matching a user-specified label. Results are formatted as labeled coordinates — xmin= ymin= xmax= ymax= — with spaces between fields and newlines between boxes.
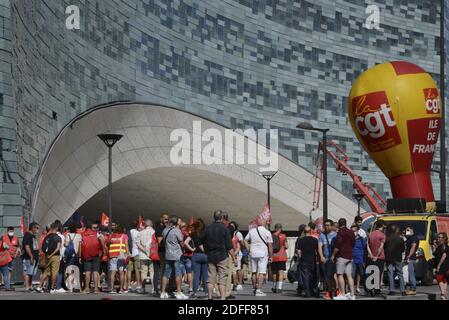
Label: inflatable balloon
xmin=348 ymin=61 xmax=442 ymax=211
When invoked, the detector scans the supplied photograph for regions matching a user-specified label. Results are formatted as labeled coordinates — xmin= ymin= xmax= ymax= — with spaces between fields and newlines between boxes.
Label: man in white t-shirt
xmin=127 ymin=223 xmax=143 ymax=293
xmin=136 ymin=219 xmax=155 ymax=291
xmin=244 ymin=219 xmax=273 ymax=297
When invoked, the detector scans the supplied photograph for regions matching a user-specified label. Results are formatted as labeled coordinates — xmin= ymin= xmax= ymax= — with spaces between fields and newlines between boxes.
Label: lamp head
xmin=98 ymin=134 xmax=123 ymax=148
xmin=296 ymin=122 xmax=315 ymax=130
xmin=259 ymin=169 xmax=278 ymax=180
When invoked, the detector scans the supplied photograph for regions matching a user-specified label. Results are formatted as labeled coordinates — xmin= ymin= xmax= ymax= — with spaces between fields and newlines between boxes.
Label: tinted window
xmin=384 ymin=221 xmax=427 ymax=241
xmin=430 ymin=221 xmax=438 ymax=243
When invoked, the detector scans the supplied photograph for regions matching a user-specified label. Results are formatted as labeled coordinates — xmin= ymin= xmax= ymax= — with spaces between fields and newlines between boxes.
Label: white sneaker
xmin=236 ymin=285 xmax=243 ymax=291
xmin=356 ymin=288 xmax=361 ymax=294
xmin=333 ymin=294 xmax=348 ymax=300
xmin=255 ymin=289 xmax=267 ymax=297
xmin=160 ymin=292 xmax=169 ymax=299
xmin=348 ymin=295 xmax=356 ymax=300
xmin=55 ymin=288 xmax=66 ymax=293
xmin=50 ymin=289 xmax=57 ymax=294
xmin=175 ymin=292 xmax=188 ymax=300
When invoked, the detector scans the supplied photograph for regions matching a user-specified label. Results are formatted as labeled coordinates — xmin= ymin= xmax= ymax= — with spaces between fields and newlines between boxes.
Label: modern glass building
xmin=0 ymin=0 xmax=446 ymax=229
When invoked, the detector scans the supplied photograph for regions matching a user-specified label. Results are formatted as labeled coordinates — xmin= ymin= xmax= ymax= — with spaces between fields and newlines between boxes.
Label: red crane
xmin=312 ymin=140 xmax=386 ymax=214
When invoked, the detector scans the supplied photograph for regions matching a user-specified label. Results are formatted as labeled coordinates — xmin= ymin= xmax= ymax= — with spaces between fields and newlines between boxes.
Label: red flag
xmin=248 ymin=203 xmax=272 ymax=230
xmin=101 ymin=213 xmax=109 ymax=228
xmin=189 ymin=216 xmax=195 ymax=226
xmin=259 ymin=203 xmax=272 ymax=225
xmin=137 ymin=215 xmax=145 ymax=229
xmin=20 ymin=215 xmax=26 ymax=236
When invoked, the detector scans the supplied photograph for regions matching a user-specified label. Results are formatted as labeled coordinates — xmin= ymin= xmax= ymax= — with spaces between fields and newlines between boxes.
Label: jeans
xmin=192 ymin=253 xmax=208 ymax=293
xmin=352 ymin=262 xmax=365 ymax=281
xmin=299 ymin=262 xmax=317 ymax=297
xmin=56 ymin=259 xmax=67 ymax=290
xmin=387 ymin=261 xmax=405 ymax=293
xmin=320 ymin=259 xmax=335 ymax=292
xmin=407 ymin=260 xmax=417 ymax=290
xmin=0 ymin=265 xmax=10 ymax=289
xmin=152 ymin=261 xmax=160 ymax=292
xmin=163 ymin=260 xmax=182 ymax=278
xmin=181 ymin=256 xmax=193 ymax=274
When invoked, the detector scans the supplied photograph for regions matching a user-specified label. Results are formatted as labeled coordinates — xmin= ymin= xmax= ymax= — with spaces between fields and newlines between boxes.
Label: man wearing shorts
xmin=203 ymin=210 xmax=235 ymax=300
xmin=331 ymin=218 xmax=356 ymax=300
xmin=22 ymin=223 xmax=40 ymax=292
xmin=108 ymin=226 xmax=129 ymax=294
xmin=42 ymin=223 xmax=62 ymax=293
xmin=271 ymin=223 xmax=288 ymax=294
xmin=81 ymin=222 xmax=104 ymax=293
xmin=160 ymin=216 xmax=187 ymax=300
xmin=244 ymin=218 xmax=273 ymax=297
xmin=127 ymin=222 xmax=143 ymax=293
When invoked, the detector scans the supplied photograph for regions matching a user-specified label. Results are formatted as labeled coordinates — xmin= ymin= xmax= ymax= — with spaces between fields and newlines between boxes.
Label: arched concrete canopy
xmin=32 ymin=103 xmax=359 ymax=229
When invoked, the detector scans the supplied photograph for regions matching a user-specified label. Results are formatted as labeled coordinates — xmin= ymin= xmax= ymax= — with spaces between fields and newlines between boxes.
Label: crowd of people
xmin=0 ymin=212 xmax=448 ymax=300
xmin=293 ymin=217 xmax=449 ymax=300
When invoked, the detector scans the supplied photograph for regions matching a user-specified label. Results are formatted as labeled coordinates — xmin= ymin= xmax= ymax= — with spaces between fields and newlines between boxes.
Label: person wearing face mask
xmin=1 ymin=227 xmax=20 ymax=290
xmin=404 ymin=225 xmax=418 ymax=296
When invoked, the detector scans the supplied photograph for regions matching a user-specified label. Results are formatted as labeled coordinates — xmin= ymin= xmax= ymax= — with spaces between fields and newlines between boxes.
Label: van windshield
xmin=384 ymin=220 xmax=427 ymax=241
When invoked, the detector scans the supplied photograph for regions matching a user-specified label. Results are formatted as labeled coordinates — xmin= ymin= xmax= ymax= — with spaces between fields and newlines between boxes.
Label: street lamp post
xmin=440 ymin=0 xmax=447 ymax=207
xmin=260 ymin=169 xmax=278 ymax=211
xmin=296 ymin=122 xmax=330 ymax=221
xmin=353 ymin=193 xmax=364 ymax=217
xmin=98 ymin=134 xmax=123 ymax=234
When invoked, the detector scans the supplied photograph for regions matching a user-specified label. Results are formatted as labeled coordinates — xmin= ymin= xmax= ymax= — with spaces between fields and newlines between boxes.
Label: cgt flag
xmin=137 ymin=215 xmax=145 ymax=229
xmin=20 ymin=214 xmax=26 ymax=236
xmin=248 ymin=203 xmax=272 ymax=230
xmin=101 ymin=213 xmax=109 ymax=228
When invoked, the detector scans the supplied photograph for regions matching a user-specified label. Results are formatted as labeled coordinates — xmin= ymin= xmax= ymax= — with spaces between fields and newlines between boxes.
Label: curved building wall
xmin=3 ymin=0 xmax=445 ymax=226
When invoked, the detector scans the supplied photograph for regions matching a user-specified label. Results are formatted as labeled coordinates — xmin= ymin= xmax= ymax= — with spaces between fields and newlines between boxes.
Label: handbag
xmin=287 ymin=257 xmax=300 ymax=283
xmin=149 ymin=233 xmax=160 ymax=261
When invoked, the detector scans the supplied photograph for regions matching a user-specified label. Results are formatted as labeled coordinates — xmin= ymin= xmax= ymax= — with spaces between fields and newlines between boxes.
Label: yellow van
xmin=375 ymin=214 xmax=449 ymax=285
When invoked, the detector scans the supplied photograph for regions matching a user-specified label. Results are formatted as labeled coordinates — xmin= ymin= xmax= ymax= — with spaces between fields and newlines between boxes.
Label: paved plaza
xmin=0 ymin=283 xmax=441 ymax=301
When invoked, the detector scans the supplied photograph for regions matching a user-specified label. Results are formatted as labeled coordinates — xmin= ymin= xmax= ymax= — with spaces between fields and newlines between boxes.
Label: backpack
xmin=81 ymin=230 xmax=101 ymax=261
xmin=64 ymin=234 xmax=76 ymax=261
xmin=42 ymin=234 xmax=58 ymax=255
xmin=272 ymin=234 xmax=281 ymax=253
xmin=149 ymin=233 xmax=160 ymax=261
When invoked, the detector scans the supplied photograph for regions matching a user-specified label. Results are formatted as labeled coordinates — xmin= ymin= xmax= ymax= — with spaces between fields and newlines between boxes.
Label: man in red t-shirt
xmin=367 ymin=220 xmax=386 ymax=294
xmin=271 ymin=223 xmax=288 ymax=293
xmin=331 ymin=218 xmax=356 ymax=300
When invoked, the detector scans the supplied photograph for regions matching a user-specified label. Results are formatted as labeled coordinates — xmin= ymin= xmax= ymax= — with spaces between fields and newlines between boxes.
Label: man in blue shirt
xmin=351 ymin=224 xmax=367 ymax=295
xmin=318 ymin=219 xmax=337 ymax=299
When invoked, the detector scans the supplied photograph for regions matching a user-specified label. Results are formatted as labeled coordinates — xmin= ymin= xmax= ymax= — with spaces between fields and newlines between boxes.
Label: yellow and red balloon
xmin=348 ymin=61 xmax=442 ymax=210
